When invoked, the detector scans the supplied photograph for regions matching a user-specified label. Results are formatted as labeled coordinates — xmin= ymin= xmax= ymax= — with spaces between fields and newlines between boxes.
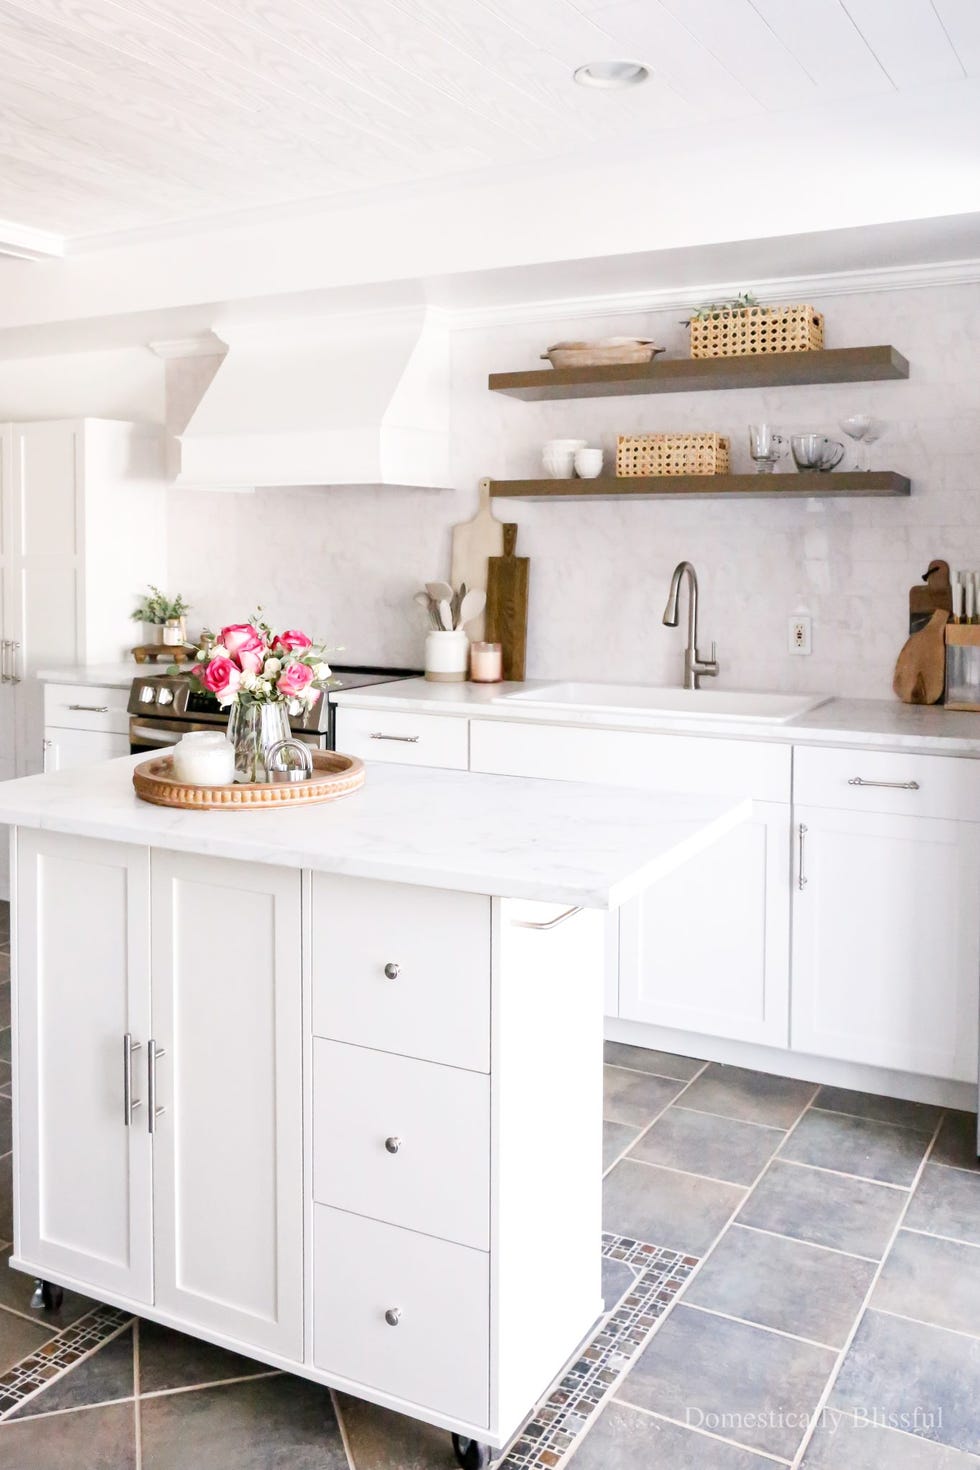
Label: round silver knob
xmin=384 ymin=1136 xmax=402 ymax=1155
xmin=384 ymin=962 xmax=400 ymax=980
xmin=384 ymin=1308 xmax=401 ymax=1327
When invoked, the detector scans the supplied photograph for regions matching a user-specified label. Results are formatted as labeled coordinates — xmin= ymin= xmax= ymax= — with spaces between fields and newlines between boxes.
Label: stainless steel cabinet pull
xmin=147 ymin=1041 xmax=166 ymax=1133
xmin=0 ymin=640 xmax=9 ymax=683
xmin=848 ymin=777 xmax=920 ymax=791
xmin=384 ymin=1308 xmax=401 ymax=1327
xmin=383 ymin=962 xmax=400 ymax=980
xmin=798 ymin=823 xmax=808 ymax=891
xmin=123 ymin=1034 xmax=142 ymax=1126
xmin=370 ymin=732 xmax=420 ymax=744
xmin=512 ymin=905 xmax=582 ymax=931
xmin=8 ymin=642 xmax=20 ymax=685
xmin=384 ymin=1136 xmax=402 ymax=1155
xmin=68 ymin=703 xmax=109 ymax=714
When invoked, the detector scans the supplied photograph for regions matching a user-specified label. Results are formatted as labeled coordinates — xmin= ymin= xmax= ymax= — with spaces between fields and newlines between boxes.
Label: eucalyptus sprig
xmin=683 ymin=291 xmax=760 ymax=326
xmin=131 ymin=585 xmax=190 ymax=625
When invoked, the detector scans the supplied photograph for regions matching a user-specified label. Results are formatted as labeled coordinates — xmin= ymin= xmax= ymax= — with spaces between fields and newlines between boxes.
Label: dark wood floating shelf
xmin=488 ymin=346 xmax=909 ymax=401
xmin=488 ymin=472 xmax=911 ymax=501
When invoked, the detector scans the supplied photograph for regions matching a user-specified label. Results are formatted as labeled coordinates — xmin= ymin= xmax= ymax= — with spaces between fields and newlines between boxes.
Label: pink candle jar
xmin=470 ymin=642 xmax=503 ymax=683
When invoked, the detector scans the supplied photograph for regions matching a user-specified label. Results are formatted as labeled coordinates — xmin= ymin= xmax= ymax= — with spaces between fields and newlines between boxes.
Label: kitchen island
xmin=0 ymin=755 xmax=748 ymax=1461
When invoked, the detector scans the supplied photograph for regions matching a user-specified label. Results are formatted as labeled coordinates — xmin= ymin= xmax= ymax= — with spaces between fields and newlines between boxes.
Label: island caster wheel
xmin=451 ymin=1434 xmax=491 ymax=1469
xmin=30 ymin=1279 xmax=64 ymax=1312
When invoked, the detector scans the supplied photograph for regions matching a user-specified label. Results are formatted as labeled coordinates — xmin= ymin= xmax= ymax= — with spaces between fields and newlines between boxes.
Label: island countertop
xmin=0 ymin=755 xmax=749 ymax=909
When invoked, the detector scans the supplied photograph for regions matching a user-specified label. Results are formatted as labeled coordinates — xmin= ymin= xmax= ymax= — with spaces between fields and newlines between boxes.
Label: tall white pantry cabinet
xmin=0 ymin=419 xmax=166 ymax=891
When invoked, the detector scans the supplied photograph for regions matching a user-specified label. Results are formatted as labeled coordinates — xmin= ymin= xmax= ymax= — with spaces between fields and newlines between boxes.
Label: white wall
xmin=0 ymin=347 xmax=162 ymax=424
xmin=164 ymin=279 xmax=980 ymax=698
xmin=2 ymin=283 xmax=975 ymax=700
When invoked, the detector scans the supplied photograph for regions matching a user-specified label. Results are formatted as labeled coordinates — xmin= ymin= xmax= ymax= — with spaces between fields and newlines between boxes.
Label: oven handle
xmin=129 ymin=723 xmax=183 ymax=749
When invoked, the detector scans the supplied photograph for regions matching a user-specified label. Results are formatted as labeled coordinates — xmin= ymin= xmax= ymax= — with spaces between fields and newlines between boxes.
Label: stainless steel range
xmin=127 ymin=665 xmax=421 ymax=755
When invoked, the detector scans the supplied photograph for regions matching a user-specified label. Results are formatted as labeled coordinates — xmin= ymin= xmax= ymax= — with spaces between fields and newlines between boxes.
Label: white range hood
xmin=171 ymin=309 xmax=452 ymax=491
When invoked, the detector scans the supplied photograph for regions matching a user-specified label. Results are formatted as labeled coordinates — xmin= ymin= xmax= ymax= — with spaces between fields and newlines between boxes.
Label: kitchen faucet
xmin=662 ymin=561 xmax=720 ymax=690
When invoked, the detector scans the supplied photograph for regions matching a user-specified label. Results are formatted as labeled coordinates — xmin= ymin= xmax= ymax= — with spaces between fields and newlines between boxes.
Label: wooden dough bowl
xmin=133 ymin=751 xmax=365 ymax=810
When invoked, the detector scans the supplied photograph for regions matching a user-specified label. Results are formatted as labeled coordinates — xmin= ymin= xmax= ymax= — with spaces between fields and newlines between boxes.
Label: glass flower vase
xmin=226 ymin=700 xmax=291 ymax=783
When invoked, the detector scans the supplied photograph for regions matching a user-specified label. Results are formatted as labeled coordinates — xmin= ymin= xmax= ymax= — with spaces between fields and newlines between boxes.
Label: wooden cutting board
xmin=486 ymin=524 xmax=530 ymax=681
xmin=450 ymin=477 xmax=514 ymax=641
xmin=909 ymin=559 xmax=952 ymax=633
xmin=894 ymin=608 xmax=948 ymax=705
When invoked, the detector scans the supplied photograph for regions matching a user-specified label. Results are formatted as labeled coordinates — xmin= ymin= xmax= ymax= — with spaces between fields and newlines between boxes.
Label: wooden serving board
xmin=133 ymin=750 xmax=365 ymax=810
xmin=893 ymin=608 xmax=948 ymax=705
xmin=450 ymin=477 xmax=515 ymax=641
xmin=485 ymin=524 xmax=530 ymax=681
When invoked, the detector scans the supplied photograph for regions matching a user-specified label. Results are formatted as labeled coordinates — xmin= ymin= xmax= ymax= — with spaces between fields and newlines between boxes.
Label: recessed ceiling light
xmin=573 ymin=60 xmax=649 ymax=89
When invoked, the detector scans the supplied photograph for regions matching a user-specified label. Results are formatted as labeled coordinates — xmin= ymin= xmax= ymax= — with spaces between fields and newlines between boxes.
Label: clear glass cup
xmin=840 ymin=414 xmax=873 ymax=470
xmin=748 ymin=424 xmax=786 ymax=474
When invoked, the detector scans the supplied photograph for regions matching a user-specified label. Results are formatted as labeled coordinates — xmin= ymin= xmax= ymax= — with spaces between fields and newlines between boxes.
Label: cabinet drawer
xmin=334 ymin=707 xmax=468 ymax=769
xmin=313 ymin=1205 xmax=489 ymax=1427
xmin=311 ymin=874 xmax=490 ymax=1072
xmin=313 ymin=1040 xmax=489 ymax=1249
xmin=471 ymin=719 xmax=789 ymax=802
xmin=794 ymin=745 xmax=980 ymax=822
xmin=43 ymin=683 xmax=130 ymax=735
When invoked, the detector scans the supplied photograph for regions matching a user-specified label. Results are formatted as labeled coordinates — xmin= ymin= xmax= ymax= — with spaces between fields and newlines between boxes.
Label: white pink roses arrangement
xmin=189 ymin=619 xmax=332 ymax=715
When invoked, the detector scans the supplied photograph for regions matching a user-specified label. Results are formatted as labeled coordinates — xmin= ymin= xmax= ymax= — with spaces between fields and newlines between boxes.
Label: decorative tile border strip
xmin=0 ymin=1305 xmax=131 ymax=1418
xmin=498 ymin=1234 xmax=698 ymax=1470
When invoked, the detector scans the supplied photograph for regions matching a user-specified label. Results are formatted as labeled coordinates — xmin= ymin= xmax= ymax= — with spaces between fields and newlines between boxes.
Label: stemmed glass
xmin=840 ymin=415 xmax=874 ymax=471
xmin=748 ymin=424 xmax=786 ymax=474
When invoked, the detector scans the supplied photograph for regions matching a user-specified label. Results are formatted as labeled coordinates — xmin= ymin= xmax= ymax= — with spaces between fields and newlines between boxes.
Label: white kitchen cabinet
xmin=619 ymin=801 xmax=790 ymax=1046
xmin=150 ymin=852 xmax=304 ymax=1360
xmin=43 ymin=728 xmax=129 ymax=772
xmin=792 ymin=804 xmax=980 ymax=1082
xmin=471 ymin=718 xmax=792 ymax=1044
xmin=15 ymin=830 xmax=153 ymax=1303
xmin=335 ymin=705 xmax=469 ymax=769
xmin=14 ymin=834 xmax=303 ymax=1362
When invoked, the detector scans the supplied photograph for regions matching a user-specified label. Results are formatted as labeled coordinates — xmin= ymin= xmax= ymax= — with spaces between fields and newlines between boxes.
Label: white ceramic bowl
xmin=574 ymin=447 xmax=604 ymax=479
xmin=543 ymin=438 xmax=586 ymax=478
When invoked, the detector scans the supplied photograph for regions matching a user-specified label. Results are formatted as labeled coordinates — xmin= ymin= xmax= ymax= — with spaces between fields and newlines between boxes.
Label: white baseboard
xmin=605 ymin=1016 xmax=975 ymax=1112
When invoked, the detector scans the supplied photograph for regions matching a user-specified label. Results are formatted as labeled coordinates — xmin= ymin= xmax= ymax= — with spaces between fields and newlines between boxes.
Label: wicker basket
xmin=689 ymin=305 xmax=824 ymax=359
xmin=617 ymin=432 xmax=730 ymax=478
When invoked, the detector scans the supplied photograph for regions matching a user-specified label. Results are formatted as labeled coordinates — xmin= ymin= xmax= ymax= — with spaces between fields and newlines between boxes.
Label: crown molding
xmin=148 ymin=333 xmax=226 ymax=358
xmin=444 ymin=257 xmax=980 ymax=331
xmin=0 ymin=219 xmax=64 ymax=261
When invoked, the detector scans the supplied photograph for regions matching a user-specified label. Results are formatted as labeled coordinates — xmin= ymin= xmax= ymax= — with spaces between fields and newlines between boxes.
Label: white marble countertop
xmin=38 ymin=663 xmax=143 ymax=689
xmin=334 ymin=679 xmax=980 ymax=756
xmin=0 ymin=755 xmax=749 ymax=909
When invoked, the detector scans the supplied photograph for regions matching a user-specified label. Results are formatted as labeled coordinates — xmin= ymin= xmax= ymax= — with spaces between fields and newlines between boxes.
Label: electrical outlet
xmin=789 ymin=614 xmax=812 ymax=656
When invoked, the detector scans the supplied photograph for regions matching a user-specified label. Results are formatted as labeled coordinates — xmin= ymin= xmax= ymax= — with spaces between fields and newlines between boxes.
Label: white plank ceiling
xmin=0 ymin=0 xmax=972 ymax=244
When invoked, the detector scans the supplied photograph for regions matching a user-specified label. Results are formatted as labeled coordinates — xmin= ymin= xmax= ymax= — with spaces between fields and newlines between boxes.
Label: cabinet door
xmin=619 ymin=802 xmax=790 ymax=1046
xmin=150 ymin=852 xmax=304 ymax=1360
xmin=43 ymin=729 xmax=129 ymax=773
xmin=15 ymin=831 xmax=152 ymax=1302
xmin=792 ymin=807 xmax=980 ymax=1082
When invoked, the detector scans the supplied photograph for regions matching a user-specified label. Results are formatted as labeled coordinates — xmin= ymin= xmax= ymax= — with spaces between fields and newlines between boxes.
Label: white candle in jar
xmin=469 ymin=641 xmax=503 ymax=682
xmin=172 ymin=730 xmax=235 ymax=786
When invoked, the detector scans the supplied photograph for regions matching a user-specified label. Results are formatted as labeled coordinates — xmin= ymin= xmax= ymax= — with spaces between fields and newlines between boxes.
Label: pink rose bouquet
xmin=188 ymin=614 xmax=332 ymax=715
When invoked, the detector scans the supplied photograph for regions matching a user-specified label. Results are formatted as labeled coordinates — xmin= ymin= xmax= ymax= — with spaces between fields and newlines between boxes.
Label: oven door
xmin=129 ymin=717 xmax=219 ymax=755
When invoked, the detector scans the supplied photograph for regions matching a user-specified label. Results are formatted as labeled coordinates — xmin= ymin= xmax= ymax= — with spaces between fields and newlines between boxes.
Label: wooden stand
xmin=132 ymin=644 xmax=197 ymax=665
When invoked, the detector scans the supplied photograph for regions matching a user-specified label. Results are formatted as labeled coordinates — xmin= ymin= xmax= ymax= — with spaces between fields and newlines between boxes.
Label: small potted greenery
xmin=132 ymin=586 xmax=191 ymax=646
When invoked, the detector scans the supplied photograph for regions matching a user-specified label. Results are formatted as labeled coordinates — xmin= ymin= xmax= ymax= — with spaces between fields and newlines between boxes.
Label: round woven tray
xmin=133 ymin=751 xmax=365 ymax=810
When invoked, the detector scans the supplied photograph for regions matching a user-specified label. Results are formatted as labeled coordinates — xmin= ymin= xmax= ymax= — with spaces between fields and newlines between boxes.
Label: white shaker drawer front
xmin=43 ymin=683 xmax=130 ymax=735
xmin=311 ymin=874 xmax=490 ymax=1072
xmin=794 ymin=746 xmax=980 ymax=822
xmin=313 ymin=1040 xmax=490 ymax=1250
xmin=313 ymin=1205 xmax=490 ymax=1428
xmin=334 ymin=707 xmax=468 ymax=769
xmin=470 ymin=719 xmax=790 ymax=802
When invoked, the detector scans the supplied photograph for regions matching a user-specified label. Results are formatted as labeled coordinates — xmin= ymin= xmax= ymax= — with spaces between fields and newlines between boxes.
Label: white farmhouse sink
xmin=493 ymin=682 xmax=829 ymax=725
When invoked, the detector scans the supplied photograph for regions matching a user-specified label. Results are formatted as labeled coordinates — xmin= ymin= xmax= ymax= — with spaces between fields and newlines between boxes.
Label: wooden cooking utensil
xmin=450 ymin=477 xmax=514 ymax=641
xmin=485 ymin=524 xmax=530 ymax=681
xmin=894 ymin=608 xmax=948 ymax=705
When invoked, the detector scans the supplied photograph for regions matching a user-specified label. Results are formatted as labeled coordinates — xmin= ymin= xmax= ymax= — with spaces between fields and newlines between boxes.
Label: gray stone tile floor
xmin=0 ymin=989 xmax=977 ymax=1468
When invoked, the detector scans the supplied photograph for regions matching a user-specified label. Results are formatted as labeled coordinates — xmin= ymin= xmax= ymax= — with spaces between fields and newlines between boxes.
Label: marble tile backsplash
xmin=166 ymin=281 xmax=980 ymax=698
